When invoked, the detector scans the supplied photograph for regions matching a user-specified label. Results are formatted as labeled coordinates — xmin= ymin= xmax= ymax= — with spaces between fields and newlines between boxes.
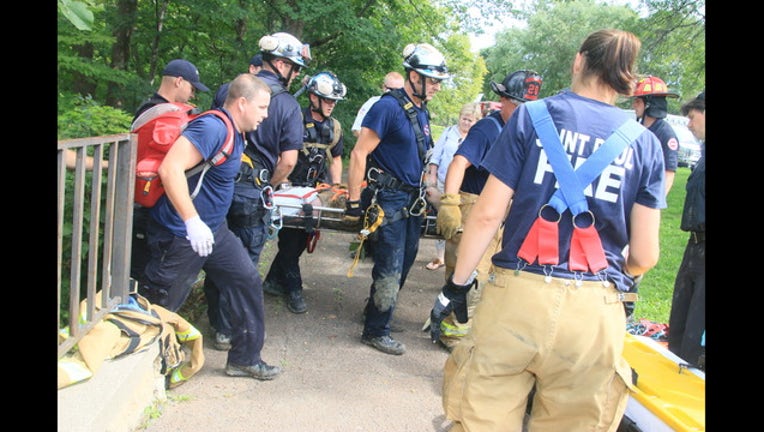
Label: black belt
xmin=368 ymin=170 xmax=419 ymax=193
xmin=689 ymin=231 xmax=705 ymax=244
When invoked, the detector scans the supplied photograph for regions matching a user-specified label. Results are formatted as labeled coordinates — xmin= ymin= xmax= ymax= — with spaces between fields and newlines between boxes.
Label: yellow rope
xmin=346 ymin=203 xmax=384 ymax=278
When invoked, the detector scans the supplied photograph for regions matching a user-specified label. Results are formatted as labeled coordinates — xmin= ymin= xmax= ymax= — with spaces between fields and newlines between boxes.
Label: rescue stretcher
xmin=270 ymin=184 xmax=441 ymax=239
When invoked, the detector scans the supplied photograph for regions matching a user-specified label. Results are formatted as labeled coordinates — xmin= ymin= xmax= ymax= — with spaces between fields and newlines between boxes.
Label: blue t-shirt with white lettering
xmin=483 ymin=90 xmax=666 ymax=291
xmin=362 ymin=91 xmax=432 ymax=187
xmin=151 ymin=110 xmax=244 ymax=237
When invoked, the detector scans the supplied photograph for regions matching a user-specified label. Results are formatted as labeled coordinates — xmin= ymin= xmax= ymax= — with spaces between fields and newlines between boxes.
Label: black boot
xmin=287 ymin=290 xmax=307 ymax=314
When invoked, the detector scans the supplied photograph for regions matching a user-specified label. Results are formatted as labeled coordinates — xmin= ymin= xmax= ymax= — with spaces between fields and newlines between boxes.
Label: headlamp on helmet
xmin=259 ymin=32 xmax=312 ymax=68
xmin=490 ymin=70 xmax=543 ymax=103
xmin=308 ymin=71 xmax=347 ymax=101
xmin=402 ymin=43 xmax=450 ymax=80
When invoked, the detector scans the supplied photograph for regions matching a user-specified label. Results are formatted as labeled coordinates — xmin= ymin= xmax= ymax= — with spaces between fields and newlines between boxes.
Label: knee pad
xmin=372 ymin=276 xmax=400 ymax=312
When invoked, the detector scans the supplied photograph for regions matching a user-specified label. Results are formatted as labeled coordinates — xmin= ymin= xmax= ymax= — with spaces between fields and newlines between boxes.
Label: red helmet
xmin=633 ymin=75 xmax=678 ymax=98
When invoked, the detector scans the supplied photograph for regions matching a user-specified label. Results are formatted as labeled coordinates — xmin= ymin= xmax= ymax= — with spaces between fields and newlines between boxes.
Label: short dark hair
xmin=681 ymin=90 xmax=705 ymax=116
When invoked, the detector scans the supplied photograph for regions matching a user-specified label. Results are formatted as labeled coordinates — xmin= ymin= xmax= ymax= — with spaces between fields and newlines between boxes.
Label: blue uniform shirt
xmin=362 ymin=91 xmax=432 ymax=187
xmin=648 ymin=118 xmax=679 ymax=172
xmin=483 ymin=90 xmax=667 ymax=291
xmin=454 ymin=111 xmax=505 ymax=194
xmin=151 ymin=110 xmax=244 ymax=237
xmin=248 ymin=70 xmax=303 ymax=172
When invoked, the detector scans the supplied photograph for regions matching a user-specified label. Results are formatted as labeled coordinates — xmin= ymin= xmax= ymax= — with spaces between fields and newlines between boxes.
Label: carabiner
xmin=261 ymin=184 xmax=275 ymax=210
xmin=366 ymin=167 xmax=382 ymax=184
xmin=409 ymin=196 xmax=427 ymax=216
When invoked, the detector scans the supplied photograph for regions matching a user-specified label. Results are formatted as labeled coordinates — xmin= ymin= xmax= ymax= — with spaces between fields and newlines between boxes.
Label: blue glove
xmin=430 ymin=272 xmax=477 ymax=343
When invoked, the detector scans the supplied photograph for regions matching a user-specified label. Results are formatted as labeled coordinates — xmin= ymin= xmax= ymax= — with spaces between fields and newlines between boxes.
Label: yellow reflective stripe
xmin=169 ymin=367 xmax=186 ymax=385
xmin=441 ymin=321 xmax=469 ymax=337
xmin=175 ymin=325 xmax=202 ymax=343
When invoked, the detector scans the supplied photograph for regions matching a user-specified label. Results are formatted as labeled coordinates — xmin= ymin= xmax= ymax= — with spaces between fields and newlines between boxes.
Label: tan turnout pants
xmin=443 ymin=268 xmax=634 ymax=432
xmin=439 ymin=191 xmax=503 ymax=348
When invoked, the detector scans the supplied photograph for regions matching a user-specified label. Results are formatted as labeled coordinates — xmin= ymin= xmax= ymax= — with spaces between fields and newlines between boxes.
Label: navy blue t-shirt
xmin=483 ymin=90 xmax=666 ymax=291
xmin=248 ymin=71 xmax=303 ymax=171
xmin=151 ymin=109 xmax=244 ymax=237
xmin=362 ymin=91 xmax=432 ymax=187
xmin=648 ymin=118 xmax=679 ymax=172
xmin=454 ymin=111 xmax=505 ymax=194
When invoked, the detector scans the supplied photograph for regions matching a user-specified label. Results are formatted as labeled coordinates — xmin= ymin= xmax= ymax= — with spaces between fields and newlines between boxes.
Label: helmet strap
xmin=266 ymin=58 xmax=294 ymax=88
xmin=408 ymin=72 xmax=427 ymax=102
xmin=310 ymin=96 xmax=327 ymax=120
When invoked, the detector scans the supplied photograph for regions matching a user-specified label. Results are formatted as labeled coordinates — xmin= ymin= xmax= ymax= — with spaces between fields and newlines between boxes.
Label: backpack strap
xmin=185 ymin=109 xmax=236 ymax=200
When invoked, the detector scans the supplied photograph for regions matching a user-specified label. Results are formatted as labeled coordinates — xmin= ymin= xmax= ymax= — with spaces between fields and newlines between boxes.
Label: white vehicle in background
xmin=663 ymin=114 xmax=702 ymax=169
xmin=622 ymin=109 xmax=702 ymax=170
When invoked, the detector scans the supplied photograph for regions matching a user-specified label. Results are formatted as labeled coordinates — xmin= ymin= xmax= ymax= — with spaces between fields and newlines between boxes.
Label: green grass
xmin=631 ymin=167 xmax=691 ymax=324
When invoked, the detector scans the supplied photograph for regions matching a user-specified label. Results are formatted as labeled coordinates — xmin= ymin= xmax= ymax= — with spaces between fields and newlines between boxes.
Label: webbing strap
xmin=384 ymin=89 xmax=430 ymax=164
xmin=525 ymin=101 xmax=644 ymax=215
xmin=520 ymin=100 xmax=645 ymax=274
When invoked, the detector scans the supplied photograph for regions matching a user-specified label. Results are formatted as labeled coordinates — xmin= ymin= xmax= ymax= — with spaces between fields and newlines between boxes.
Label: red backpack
xmin=130 ymin=102 xmax=235 ymax=208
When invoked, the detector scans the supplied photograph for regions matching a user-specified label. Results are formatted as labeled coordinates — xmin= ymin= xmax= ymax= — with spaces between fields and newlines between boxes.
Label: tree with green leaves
xmin=58 ymin=0 xmax=703 ymax=137
xmin=480 ymin=0 xmax=704 ymax=113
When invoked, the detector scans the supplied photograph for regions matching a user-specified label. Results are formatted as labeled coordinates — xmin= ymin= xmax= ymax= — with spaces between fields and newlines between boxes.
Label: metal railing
xmin=57 ymin=133 xmax=137 ymax=358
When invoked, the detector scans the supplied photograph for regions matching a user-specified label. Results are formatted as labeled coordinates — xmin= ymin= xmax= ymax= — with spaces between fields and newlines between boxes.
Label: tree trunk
xmin=106 ymin=0 xmax=139 ymax=108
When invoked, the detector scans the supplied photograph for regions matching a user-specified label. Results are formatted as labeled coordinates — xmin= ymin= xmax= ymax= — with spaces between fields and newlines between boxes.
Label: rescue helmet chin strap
xmin=409 ymin=71 xmax=427 ymax=101
xmin=635 ymin=97 xmax=647 ymax=124
xmin=310 ymin=96 xmax=327 ymax=120
xmin=266 ymin=59 xmax=295 ymax=88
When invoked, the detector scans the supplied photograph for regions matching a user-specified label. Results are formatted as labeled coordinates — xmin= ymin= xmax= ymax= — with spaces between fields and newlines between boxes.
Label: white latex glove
xmin=185 ymin=215 xmax=214 ymax=257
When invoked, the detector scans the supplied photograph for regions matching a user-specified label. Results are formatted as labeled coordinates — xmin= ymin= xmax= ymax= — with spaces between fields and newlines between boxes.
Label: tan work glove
xmin=436 ymin=193 xmax=462 ymax=239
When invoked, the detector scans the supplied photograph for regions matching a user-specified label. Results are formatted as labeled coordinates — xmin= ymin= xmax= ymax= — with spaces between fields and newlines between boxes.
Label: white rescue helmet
xmin=258 ymin=32 xmax=312 ymax=68
xmin=307 ymin=71 xmax=347 ymax=101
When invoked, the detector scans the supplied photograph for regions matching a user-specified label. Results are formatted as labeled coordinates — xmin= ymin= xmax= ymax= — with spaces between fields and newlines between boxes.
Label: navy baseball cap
xmin=250 ymin=53 xmax=263 ymax=67
xmin=161 ymin=59 xmax=210 ymax=92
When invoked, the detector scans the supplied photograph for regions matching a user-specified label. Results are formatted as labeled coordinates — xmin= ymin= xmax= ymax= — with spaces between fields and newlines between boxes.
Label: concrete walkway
xmin=137 ymin=231 xmax=455 ymax=432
